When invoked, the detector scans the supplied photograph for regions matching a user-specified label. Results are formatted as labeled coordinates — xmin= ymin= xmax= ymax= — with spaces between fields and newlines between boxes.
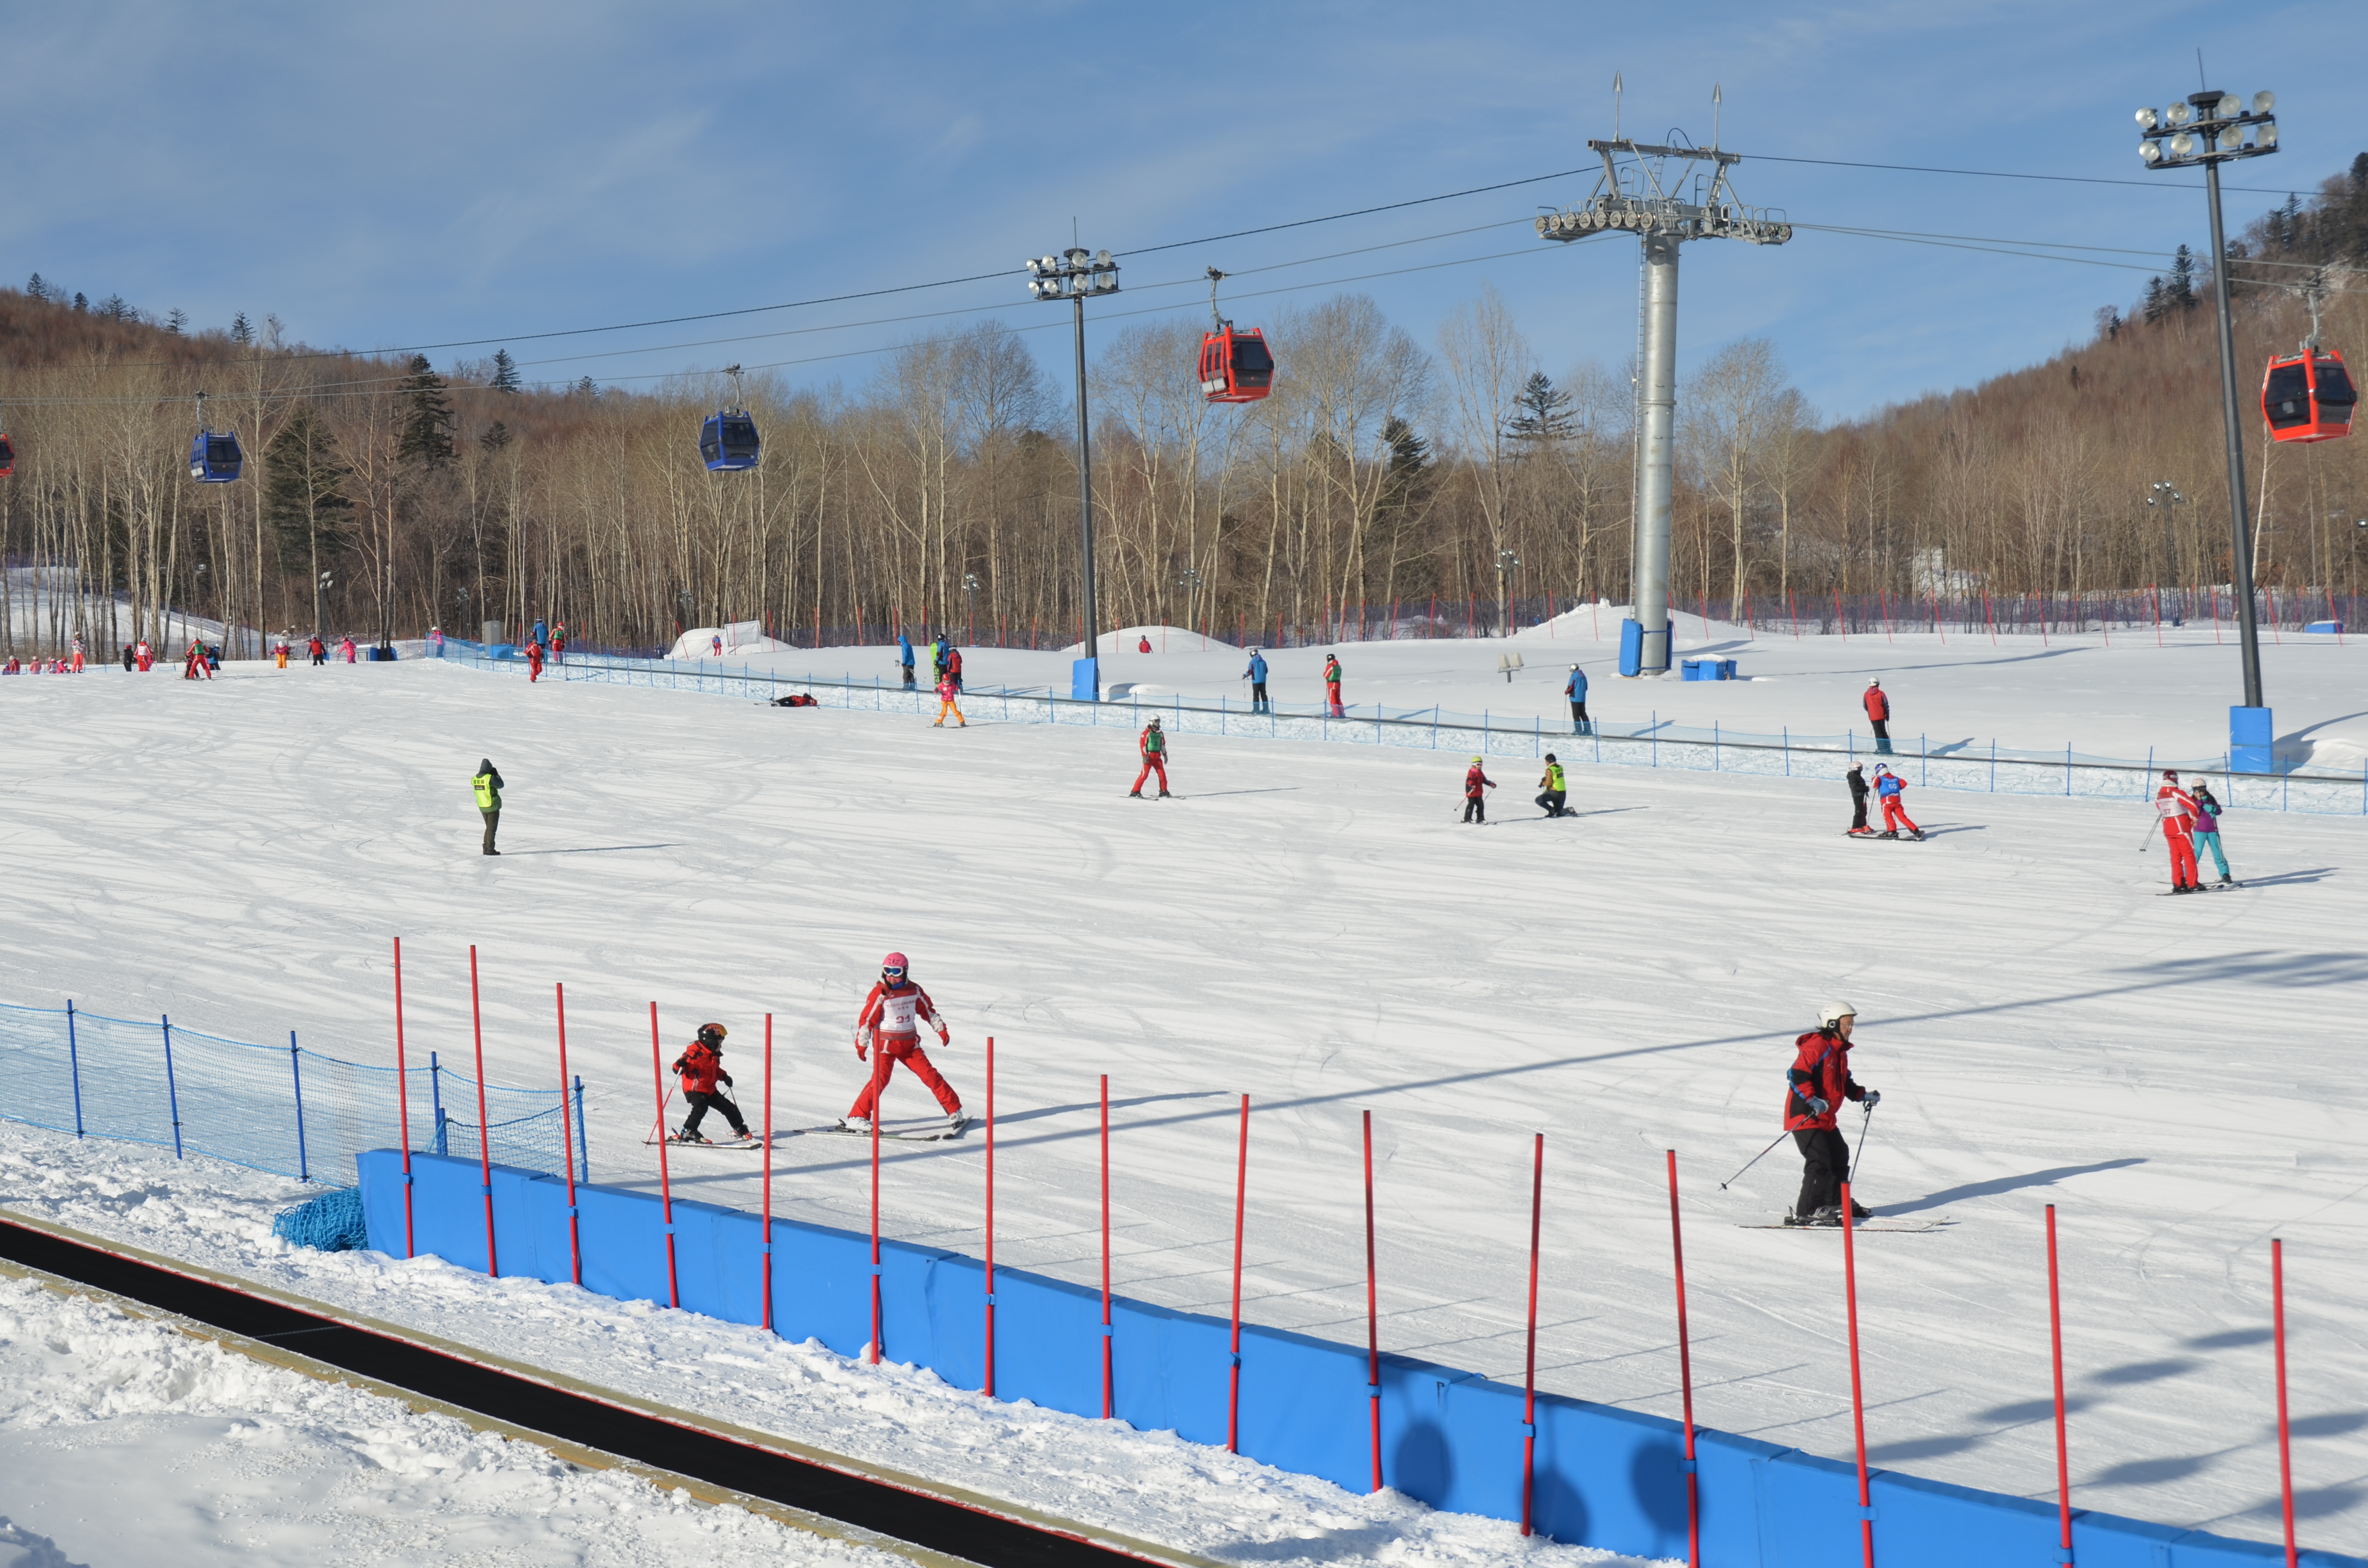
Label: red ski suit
xmin=2156 ymin=784 xmax=2199 ymax=889
xmin=1132 ymin=724 xmax=1169 ymax=793
xmin=848 ymin=980 xmax=961 ymax=1119
xmin=1863 ymin=687 xmax=1890 ymax=723
xmin=672 ymin=1040 xmax=728 ymax=1093
xmin=1783 ymin=1029 xmax=1865 ymax=1131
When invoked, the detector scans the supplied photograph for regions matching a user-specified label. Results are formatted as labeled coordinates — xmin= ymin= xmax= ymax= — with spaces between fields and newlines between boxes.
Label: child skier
xmin=2154 ymin=770 xmax=2200 ymax=893
xmin=1871 ymin=766 xmax=1922 ymax=839
xmin=1323 ymin=652 xmax=1344 ymax=717
xmin=525 ymin=639 xmax=545 ymax=681
xmin=2191 ymin=781 xmax=2234 ymax=886
xmin=932 ymin=672 xmax=965 ymax=726
xmin=1130 ymin=716 xmax=1171 ymax=797
xmin=841 ymin=953 xmax=966 ymax=1134
xmin=670 ymin=1023 xmax=752 ymax=1143
xmin=1845 ymin=763 xmax=1872 ymax=834
xmin=1462 ymin=756 xmax=1496 ymax=823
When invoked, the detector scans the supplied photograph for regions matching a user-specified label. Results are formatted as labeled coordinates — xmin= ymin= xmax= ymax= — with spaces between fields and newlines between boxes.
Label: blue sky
xmin=6 ymin=1 xmax=2360 ymax=424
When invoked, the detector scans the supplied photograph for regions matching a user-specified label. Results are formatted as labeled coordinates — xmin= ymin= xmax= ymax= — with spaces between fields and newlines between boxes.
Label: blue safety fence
xmin=357 ymin=1149 xmax=2363 ymax=1568
xmin=0 ymin=1000 xmax=585 ymax=1187
xmin=457 ymin=650 xmax=2368 ymax=817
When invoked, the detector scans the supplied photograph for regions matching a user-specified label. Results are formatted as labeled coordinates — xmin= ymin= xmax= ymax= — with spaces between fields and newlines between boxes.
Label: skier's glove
xmin=1861 ymin=1090 xmax=1880 ymax=1109
xmin=720 ymin=1072 xmax=733 ymax=1088
xmin=1807 ymin=1097 xmax=1829 ymax=1116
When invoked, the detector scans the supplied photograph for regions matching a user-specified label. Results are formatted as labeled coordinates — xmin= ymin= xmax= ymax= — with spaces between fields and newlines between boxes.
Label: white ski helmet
xmin=1818 ymin=1001 xmax=1858 ymax=1028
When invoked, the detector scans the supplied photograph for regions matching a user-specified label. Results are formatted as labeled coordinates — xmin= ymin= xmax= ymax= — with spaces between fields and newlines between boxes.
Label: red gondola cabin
xmin=1199 ymin=327 xmax=1274 ymax=404
xmin=2261 ymin=349 xmax=2356 ymax=444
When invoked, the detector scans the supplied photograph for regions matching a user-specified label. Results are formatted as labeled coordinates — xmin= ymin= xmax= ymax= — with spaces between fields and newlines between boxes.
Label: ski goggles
xmin=881 ymin=965 xmax=907 ymax=980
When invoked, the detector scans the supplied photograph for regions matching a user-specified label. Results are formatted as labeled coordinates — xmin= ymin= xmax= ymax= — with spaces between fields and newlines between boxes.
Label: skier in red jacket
xmin=841 ymin=953 xmax=967 ymax=1134
xmin=2155 ymin=770 xmax=2201 ymax=893
xmin=670 ymin=1023 xmax=750 ymax=1142
xmin=1784 ymin=1002 xmax=1879 ymax=1226
xmin=1461 ymin=756 xmax=1496 ymax=823
xmin=525 ymin=639 xmax=545 ymax=682
xmin=1863 ymin=679 xmax=1893 ymax=755
xmin=1130 ymin=717 xmax=1171 ymax=797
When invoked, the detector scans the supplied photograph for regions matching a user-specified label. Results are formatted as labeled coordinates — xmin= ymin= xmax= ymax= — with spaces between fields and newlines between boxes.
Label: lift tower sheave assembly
xmin=1539 ymin=115 xmax=1790 ymax=676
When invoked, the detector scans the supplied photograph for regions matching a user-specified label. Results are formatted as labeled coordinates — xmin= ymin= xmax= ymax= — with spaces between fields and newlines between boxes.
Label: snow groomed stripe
xmin=357 ymin=1150 xmax=2367 ymax=1568
xmin=0 ymin=1211 xmax=1213 ymax=1568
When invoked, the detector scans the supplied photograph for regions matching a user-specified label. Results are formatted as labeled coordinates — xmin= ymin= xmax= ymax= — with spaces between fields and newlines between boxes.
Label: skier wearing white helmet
xmin=1783 ymin=1002 xmax=1879 ymax=1226
xmin=841 ymin=952 xmax=967 ymax=1134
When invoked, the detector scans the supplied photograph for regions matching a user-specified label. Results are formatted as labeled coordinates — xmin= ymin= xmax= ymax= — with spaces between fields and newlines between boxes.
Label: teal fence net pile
xmin=0 ymin=1000 xmax=584 ymax=1188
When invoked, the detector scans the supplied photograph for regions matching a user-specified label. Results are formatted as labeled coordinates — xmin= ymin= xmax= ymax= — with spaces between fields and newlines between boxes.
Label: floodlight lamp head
xmin=2218 ymin=126 xmax=2242 ymax=151
xmin=1094 ymin=249 xmax=1112 ymax=267
xmin=2165 ymin=101 xmax=2191 ymax=126
xmin=2252 ymin=90 xmax=2275 ymax=115
xmin=2216 ymin=95 xmax=2241 ymax=120
xmin=2135 ymin=106 xmax=2159 ymax=130
xmin=2170 ymin=132 xmax=2196 ymax=157
xmin=2258 ymin=123 xmax=2279 ymax=149
xmin=2139 ymin=141 xmax=2164 ymax=165
xmin=1064 ymin=245 xmax=1089 ymax=264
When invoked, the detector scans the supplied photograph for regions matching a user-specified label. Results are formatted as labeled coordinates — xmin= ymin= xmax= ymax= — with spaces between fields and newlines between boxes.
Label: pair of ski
xmin=1844 ymin=830 xmax=1925 ymax=842
xmin=2159 ymin=882 xmax=2245 ymax=895
xmin=1738 ymin=1213 xmax=1954 ymax=1234
xmin=643 ymin=1120 xmax=970 ymax=1148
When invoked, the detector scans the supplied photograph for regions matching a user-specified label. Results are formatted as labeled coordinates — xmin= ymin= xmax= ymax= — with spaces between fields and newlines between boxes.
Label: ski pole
xmin=1720 ymin=1130 xmax=1791 ymax=1190
xmin=644 ymin=1085 xmax=676 ymax=1143
xmin=1848 ymin=1102 xmax=1876 ymax=1185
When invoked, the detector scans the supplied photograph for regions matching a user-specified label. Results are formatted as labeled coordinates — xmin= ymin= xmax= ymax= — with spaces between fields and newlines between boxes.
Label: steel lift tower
xmin=1539 ymin=104 xmax=1790 ymax=675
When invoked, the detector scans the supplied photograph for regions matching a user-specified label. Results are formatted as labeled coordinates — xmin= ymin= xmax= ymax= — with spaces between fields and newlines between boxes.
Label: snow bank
xmin=1065 ymin=624 xmax=1240 ymax=655
xmin=666 ymin=621 xmax=796 ymax=660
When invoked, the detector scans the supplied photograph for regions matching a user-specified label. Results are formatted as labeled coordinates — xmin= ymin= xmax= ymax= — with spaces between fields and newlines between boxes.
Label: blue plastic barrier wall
xmin=356 ymin=1152 xmax=2361 ymax=1567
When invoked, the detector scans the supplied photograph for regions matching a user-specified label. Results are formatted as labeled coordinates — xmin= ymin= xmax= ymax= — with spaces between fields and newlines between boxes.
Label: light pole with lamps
xmin=1027 ymin=245 xmax=1119 ymax=698
xmin=1496 ymin=549 xmax=1520 ymax=638
xmin=1177 ymin=566 xmax=1202 ymax=641
xmin=2146 ymin=481 xmax=2185 ymax=621
xmin=962 ymin=572 xmax=981 ymax=645
xmin=316 ymin=571 xmax=333 ymax=642
xmin=2135 ymin=85 xmax=2279 ymax=769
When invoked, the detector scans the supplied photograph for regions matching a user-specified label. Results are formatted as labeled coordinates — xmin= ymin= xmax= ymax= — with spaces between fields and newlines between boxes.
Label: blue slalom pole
xmin=291 ymin=1031 xmax=309 ymax=1182
xmin=162 ymin=1015 xmax=184 ymax=1159
xmin=66 ymin=1001 xmax=84 ymax=1138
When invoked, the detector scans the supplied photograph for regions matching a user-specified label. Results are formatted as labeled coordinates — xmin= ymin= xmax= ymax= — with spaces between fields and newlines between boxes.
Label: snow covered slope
xmin=2 ymin=648 xmax=2364 ymax=1558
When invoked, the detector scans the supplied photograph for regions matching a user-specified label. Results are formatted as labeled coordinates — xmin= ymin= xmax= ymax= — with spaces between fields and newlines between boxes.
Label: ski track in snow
xmin=3 ymin=634 xmax=2366 ymax=1561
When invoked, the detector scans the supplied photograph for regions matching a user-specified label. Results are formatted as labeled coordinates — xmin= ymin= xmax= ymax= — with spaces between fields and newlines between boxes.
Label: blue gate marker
xmin=161 ymin=1015 xmax=184 ymax=1159
xmin=65 ymin=1000 xmax=84 ymax=1138
xmin=290 ymin=1031 xmax=309 ymax=1182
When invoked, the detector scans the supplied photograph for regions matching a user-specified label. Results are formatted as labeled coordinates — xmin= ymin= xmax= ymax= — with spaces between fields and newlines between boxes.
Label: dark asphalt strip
xmin=0 ymin=1216 xmax=1153 ymax=1568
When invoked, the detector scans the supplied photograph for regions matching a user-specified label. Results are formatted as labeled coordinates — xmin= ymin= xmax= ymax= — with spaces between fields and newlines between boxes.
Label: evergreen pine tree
xmin=25 ymin=273 xmax=45 ymax=302
xmin=72 ymin=293 xmax=87 ymax=311
xmin=230 ymin=313 xmax=253 ymax=346
xmin=573 ymin=375 xmax=598 ymax=398
xmin=480 ymin=420 xmax=513 ymax=451
xmin=1504 ymin=371 xmax=1576 ymax=445
xmin=166 ymin=308 xmax=187 ymax=334
xmin=2141 ymin=277 xmax=2167 ymax=325
xmin=396 ymin=355 xmax=456 ymax=471
xmin=2167 ymin=246 xmax=2198 ymax=312
xmin=489 ymin=349 xmax=522 ymax=393
xmin=263 ymin=406 xmax=358 ymax=576
xmin=99 ymin=294 xmax=129 ymax=321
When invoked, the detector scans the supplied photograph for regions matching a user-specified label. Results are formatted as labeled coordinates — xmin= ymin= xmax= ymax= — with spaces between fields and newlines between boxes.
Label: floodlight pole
xmin=1028 ymin=245 xmax=1120 ymax=698
xmin=1539 ymin=115 xmax=1790 ymax=676
xmin=2136 ymin=86 xmax=2278 ymax=749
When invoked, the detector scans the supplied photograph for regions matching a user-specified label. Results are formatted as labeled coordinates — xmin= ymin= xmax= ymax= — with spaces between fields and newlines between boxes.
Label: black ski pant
xmin=1462 ymin=796 xmax=1486 ymax=823
xmin=682 ymin=1090 xmax=747 ymax=1139
xmin=1794 ymin=1127 xmax=1850 ymax=1218
xmin=901 ymin=664 xmax=915 ymax=688
xmin=1250 ymin=681 xmax=1269 ymax=711
xmin=1849 ymin=795 xmax=1869 ymax=831
xmin=480 ymin=807 xmax=500 ymax=855
xmin=1536 ymin=789 xmax=1566 ymax=817
xmin=1871 ymin=719 xmax=1892 ymax=755
xmin=1569 ymin=700 xmax=1590 ymax=733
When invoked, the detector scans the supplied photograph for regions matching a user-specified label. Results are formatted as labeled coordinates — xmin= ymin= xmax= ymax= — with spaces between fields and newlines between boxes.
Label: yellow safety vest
xmin=472 ymin=773 xmax=498 ymax=809
xmin=1543 ymin=763 xmax=1566 ymax=791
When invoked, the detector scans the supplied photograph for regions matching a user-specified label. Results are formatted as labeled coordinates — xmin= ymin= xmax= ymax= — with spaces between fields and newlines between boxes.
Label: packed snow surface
xmin=4 ymin=628 xmax=2367 ymax=1560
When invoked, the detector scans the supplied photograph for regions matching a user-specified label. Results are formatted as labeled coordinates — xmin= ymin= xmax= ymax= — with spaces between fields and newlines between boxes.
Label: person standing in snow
xmin=1785 ymin=1002 xmax=1878 ymax=1227
xmin=670 ymin=1024 xmax=751 ymax=1143
xmin=1845 ymin=763 xmax=1872 ymax=835
xmin=551 ymin=623 xmax=567 ymax=663
xmin=1863 ymin=679 xmax=1893 ymax=756
xmin=898 ymin=630 xmax=916 ymax=689
xmin=1871 ymin=765 xmax=1922 ymax=839
xmin=429 ymin=626 xmax=445 ymax=658
xmin=472 ymin=759 xmax=505 ymax=856
xmin=1535 ymin=754 xmax=1568 ymax=817
xmin=70 ymin=636 xmax=85 ymax=673
xmin=1322 ymin=652 xmax=1344 ymax=717
xmin=1462 ymin=755 xmax=1496 ymax=823
xmin=1243 ymin=648 xmax=1270 ymax=712
xmin=946 ymin=644 xmax=964 ymax=693
xmin=136 ymin=638 xmax=154 ymax=672
xmin=525 ymin=638 xmax=545 ymax=682
xmin=1564 ymin=663 xmax=1590 ymax=734
xmin=122 ymin=643 xmax=136 ymax=672
xmin=1137 ymin=633 xmax=1152 ymax=653
xmin=341 ymin=635 xmax=358 ymax=664
xmin=2191 ymin=781 xmax=2234 ymax=886
xmin=1130 ymin=717 xmax=1171 ymax=798
xmin=2154 ymin=769 xmax=2201 ymax=893
xmin=841 ymin=953 xmax=966 ymax=1134
xmin=308 ymin=635 xmax=326 ymax=667
xmin=931 ymin=671 xmax=965 ymax=727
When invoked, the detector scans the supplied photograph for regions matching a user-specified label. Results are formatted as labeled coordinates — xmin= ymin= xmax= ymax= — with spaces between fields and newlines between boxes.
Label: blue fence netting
xmin=0 ymin=999 xmax=585 ymax=1188
xmin=458 ymin=650 xmax=2368 ymax=818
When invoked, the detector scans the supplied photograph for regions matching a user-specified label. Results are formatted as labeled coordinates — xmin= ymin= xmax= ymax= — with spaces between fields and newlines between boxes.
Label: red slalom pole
xmin=984 ymin=1035 xmax=997 ymax=1396
xmin=1668 ymin=1150 xmax=1700 ymax=1568
xmin=468 ymin=945 xmax=497 ymax=1277
xmin=869 ymin=1066 xmax=882 ymax=1365
xmin=1228 ymin=1092 xmax=1248 ymax=1453
xmin=761 ymin=1014 xmax=774 ymax=1333
xmin=556 ymin=983 xmax=581 ymax=1285
xmin=2047 ymin=1204 xmax=2071 ymax=1568
xmin=1099 ymin=1072 xmax=1113 ymax=1420
xmin=392 ymin=938 xmax=414 ymax=1259
xmin=1363 ymin=1109 xmax=1382 ymax=1494
xmin=1840 ymin=1179 xmax=1874 ymax=1568
xmin=2274 ymin=1238 xmax=2297 ymax=1568
xmin=1521 ymin=1133 xmax=1543 ymax=1536
xmin=648 ymin=1004 xmax=678 ymax=1308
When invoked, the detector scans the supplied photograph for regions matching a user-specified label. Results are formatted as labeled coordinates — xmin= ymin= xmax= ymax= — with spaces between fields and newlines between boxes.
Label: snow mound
xmin=1064 ymin=625 xmax=1239 ymax=655
xmin=667 ymin=621 xmax=796 ymax=660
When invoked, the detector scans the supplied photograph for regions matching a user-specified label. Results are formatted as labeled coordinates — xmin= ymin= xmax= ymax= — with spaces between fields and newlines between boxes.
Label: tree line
xmin=3 ymin=153 xmax=2363 ymax=659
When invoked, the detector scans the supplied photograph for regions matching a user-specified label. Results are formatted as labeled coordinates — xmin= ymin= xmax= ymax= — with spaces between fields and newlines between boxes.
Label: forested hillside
xmin=3 ymin=156 xmax=2363 ymax=657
